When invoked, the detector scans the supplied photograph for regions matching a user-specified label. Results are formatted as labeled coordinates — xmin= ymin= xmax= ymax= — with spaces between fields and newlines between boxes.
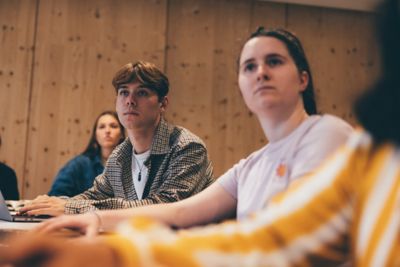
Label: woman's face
xmin=95 ymin=114 xmax=123 ymax=150
xmin=238 ymin=36 xmax=308 ymax=117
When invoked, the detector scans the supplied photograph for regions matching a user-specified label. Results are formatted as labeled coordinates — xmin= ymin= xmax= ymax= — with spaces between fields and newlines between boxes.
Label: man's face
xmin=115 ymin=82 xmax=166 ymax=131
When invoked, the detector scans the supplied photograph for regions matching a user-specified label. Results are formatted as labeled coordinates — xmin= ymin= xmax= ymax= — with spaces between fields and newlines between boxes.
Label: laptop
xmin=0 ymin=191 xmax=50 ymax=223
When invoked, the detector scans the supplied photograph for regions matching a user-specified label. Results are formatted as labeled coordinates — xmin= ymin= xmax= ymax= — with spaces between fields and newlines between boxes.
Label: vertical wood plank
xmin=24 ymin=0 xmax=167 ymax=198
xmin=0 ymin=0 xmax=37 ymax=195
xmin=165 ymin=0 xmax=287 ymax=176
xmin=286 ymin=4 xmax=380 ymax=122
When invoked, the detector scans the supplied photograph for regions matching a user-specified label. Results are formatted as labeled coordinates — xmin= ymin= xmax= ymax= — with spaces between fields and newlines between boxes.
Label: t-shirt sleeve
xmin=217 ymin=159 xmax=247 ymax=199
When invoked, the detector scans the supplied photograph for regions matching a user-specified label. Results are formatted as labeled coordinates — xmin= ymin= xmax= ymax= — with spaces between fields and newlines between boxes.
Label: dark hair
xmin=82 ymin=111 xmax=125 ymax=159
xmin=354 ymin=0 xmax=400 ymax=145
xmin=112 ymin=61 xmax=169 ymax=101
xmin=240 ymin=27 xmax=317 ymax=115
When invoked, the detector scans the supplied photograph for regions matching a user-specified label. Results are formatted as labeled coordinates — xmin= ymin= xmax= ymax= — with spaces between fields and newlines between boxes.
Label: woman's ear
xmin=299 ymin=71 xmax=309 ymax=93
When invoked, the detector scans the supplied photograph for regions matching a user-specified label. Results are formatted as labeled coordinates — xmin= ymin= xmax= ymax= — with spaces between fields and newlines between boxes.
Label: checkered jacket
xmin=65 ymin=118 xmax=214 ymax=214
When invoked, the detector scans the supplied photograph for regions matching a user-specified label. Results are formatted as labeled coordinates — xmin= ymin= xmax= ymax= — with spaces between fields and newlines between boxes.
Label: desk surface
xmin=0 ymin=220 xmax=39 ymax=231
xmin=0 ymin=220 xmax=39 ymax=245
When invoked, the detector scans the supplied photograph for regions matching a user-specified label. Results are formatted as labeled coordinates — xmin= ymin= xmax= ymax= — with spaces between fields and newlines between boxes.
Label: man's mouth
xmin=124 ymin=110 xmax=139 ymax=116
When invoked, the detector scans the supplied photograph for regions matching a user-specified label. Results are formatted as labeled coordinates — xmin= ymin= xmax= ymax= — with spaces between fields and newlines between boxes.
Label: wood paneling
xmin=0 ymin=0 xmax=380 ymax=198
xmin=165 ymin=0 xmax=271 ymax=176
xmin=0 ymin=0 xmax=37 ymax=194
xmin=286 ymin=5 xmax=380 ymax=122
xmin=23 ymin=0 xmax=167 ymax=198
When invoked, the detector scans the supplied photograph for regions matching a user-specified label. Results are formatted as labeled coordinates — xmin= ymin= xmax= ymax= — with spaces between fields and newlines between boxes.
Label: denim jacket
xmin=48 ymin=154 xmax=103 ymax=197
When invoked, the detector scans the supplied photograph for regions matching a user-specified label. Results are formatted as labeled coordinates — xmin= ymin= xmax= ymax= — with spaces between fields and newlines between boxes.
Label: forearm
xmin=98 ymin=184 xmax=236 ymax=231
xmin=97 ymin=202 xmax=182 ymax=231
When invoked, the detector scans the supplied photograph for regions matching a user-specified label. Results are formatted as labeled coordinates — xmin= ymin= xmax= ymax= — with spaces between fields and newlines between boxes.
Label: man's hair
xmin=112 ymin=61 xmax=169 ymax=100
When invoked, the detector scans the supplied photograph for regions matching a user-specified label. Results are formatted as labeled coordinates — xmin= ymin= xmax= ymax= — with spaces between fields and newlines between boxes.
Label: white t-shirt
xmin=218 ymin=115 xmax=353 ymax=220
xmin=132 ymin=150 xmax=151 ymax=200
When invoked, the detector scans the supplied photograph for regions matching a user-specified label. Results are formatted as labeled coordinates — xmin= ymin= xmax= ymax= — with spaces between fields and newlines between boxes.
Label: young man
xmin=21 ymin=61 xmax=214 ymax=216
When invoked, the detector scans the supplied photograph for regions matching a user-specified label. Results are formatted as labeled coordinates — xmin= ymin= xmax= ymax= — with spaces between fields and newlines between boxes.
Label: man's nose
xmin=126 ymin=92 xmax=137 ymax=107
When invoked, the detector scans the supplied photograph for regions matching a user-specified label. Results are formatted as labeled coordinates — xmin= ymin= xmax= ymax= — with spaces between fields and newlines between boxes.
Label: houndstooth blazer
xmin=65 ymin=118 xmax=214 ymax=214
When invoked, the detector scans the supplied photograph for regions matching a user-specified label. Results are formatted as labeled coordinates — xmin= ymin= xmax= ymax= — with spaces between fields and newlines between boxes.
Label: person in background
xmin=48 ymin=111 xmax=125 ymax=197
xmin=18 ymin=61 xmax=214 ymax=217
xmin=31 ymin=27 xmax=352 ymax=235
xmin=1 ymin=0 xmax=396 ymax=266
xmin=0 ymin=134 xmax=19 ymax=200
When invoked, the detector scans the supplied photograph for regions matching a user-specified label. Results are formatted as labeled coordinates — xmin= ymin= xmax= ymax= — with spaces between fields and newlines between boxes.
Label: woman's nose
xmin=256 ymin=64 xmax=270 ymax=81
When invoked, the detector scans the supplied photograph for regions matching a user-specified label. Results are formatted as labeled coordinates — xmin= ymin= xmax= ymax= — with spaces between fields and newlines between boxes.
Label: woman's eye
xmin=98 ymin=124 xmax=105 ymax=129
xmin=244 ymin=63 xmax=256 ymax=72
xmin=110 ymin=123 xmax=119 ymax=129
xmin=267 ymin=58 xmax=283 ymax=67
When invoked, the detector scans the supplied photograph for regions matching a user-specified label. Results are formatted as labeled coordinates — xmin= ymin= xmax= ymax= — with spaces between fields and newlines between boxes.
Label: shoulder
xmin=66 ymin=154 xmax=92 ymax=166
xmin=315 ymin=114 xmax=352 ymax=130
xmin=0 ymin=162 xmax=16 ymax=177
xmin=305 ymin=114 xmax=353 ymax=137
xmin=109 ymin=138 xmax=132 ymax=159
xmin=169 ymin=123 xmax=207 ymax=149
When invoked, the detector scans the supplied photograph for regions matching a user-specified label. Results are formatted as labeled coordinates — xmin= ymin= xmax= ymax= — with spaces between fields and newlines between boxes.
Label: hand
xmin=0 ymin=233 xmax=118 ymax=267
xmin=19 ymin=195 xmax=67 ymax=216
xmin=36 ymin=213 xmax=101 ymax=238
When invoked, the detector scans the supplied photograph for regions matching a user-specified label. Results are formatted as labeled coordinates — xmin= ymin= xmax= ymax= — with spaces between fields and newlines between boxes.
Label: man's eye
xmin=118 ymin=89 xmax=129 ymax=96
xmin=137 ymin=90 xmax=149 ymax=97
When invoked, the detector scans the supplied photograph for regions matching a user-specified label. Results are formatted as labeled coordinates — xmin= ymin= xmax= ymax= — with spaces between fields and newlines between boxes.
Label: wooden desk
xmin=0 ymin=220 xmax=38 ymax=245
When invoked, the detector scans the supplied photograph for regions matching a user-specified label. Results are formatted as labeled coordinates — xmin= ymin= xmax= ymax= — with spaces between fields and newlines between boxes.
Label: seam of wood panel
xmin=284 ymin=4 xmax=289 ymax=27
xmin=163 ymin=0 xmax=171 ymax=74
xmin=250 ymin=0 xmax=256 ymax=31
xmin=21 ymin=0 xmax=40 ymax=198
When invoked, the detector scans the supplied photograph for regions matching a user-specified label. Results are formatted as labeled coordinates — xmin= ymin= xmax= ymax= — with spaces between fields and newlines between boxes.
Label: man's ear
xmin=299 ymin=71 xmax=309 ymax=93
xmin=160 ymin=96 xmax=169 ymax=112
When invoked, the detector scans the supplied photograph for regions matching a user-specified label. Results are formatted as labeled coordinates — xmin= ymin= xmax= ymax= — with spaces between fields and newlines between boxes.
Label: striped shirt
xmin=103 ymin=130 xmax=400 ymax=267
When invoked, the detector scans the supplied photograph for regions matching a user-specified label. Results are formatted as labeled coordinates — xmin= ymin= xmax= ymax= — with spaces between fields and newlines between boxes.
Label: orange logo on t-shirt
xmin=276 ymin=163 xmax=286 ymax=177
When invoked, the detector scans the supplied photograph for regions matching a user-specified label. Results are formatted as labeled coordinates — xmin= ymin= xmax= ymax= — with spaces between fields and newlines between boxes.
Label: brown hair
xmin=112 ymin=61 xmax=169 ymax=101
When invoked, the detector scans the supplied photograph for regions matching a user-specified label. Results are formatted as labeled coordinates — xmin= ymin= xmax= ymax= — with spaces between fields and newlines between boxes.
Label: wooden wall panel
xmin=288 ymin=5 xmax=379 ymax=124
xmin=165 ymin=0 xmax=274 ymax=176
xmin=286 ymin=5 xmax=380 ymax=122
xmin=0 ymin=0 xmax=37 ymax=194
xmin=24 ymin=0 xmax=167 ymax=198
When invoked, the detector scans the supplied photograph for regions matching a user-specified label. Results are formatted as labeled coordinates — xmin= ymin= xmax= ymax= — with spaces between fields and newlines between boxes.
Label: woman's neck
xmin=101 ymin=148 xmax=113 ymax=165
xmin=259 ymin=103 xmax=309 ymax=143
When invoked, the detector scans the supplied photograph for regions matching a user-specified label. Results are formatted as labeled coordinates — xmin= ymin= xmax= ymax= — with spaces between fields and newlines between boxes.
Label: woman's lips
xmin=254 ymin=85 xmax=275 ymax=95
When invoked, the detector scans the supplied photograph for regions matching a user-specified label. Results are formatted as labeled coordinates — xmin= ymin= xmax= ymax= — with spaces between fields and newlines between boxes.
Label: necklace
xmin=132 ymin=156 xmax=146 ymax=182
